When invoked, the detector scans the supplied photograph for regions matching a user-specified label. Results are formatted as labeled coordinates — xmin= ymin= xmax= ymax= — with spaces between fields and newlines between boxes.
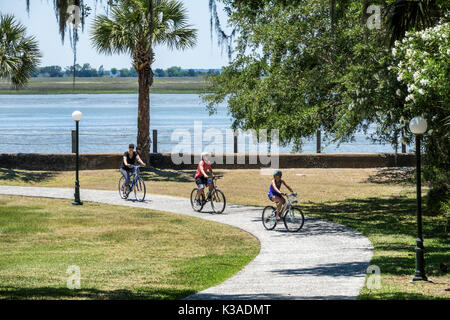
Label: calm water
xmin=0 ymin=94 xmax=396 ymax=154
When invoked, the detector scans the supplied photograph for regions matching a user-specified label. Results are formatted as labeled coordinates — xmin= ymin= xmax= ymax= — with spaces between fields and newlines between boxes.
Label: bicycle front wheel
xmin=134 ymin=177 xmax=146 ymax=202
xmin=262 ymin=206 xmax=277 ymax=230
xmin=118 ymin=176 xmax=127 ymax=199
xmin=211 ymin=189 xmax=226 ymax=214
xmin=190 ymin=188 xmax=204 ymax=212
xmin=283 ymin=207 xmax=305 ymax=232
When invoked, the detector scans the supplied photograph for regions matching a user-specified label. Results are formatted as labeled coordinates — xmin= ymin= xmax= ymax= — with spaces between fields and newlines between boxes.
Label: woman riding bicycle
xmin=194 ymin=152 xmax=214 ymax=206
xmin=268 ymin=169 xmax=294 ymax=221
xmin=120 ymin=144 xmax=146 ymax=197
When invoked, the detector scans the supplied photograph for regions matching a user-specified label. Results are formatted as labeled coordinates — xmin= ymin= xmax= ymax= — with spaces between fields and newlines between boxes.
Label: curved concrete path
xmin=0 ymin=186 xmax=373 ymax=300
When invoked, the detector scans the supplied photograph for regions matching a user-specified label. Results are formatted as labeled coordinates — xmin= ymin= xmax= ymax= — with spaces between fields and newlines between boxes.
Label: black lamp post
xmin=409 ymin=116 xmax=428 ymax=281
xmin=72 ymin=110 xmax=83 ymax=206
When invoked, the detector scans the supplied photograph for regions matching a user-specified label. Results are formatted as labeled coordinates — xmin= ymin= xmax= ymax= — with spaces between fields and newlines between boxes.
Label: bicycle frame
xmin=208 ymin=177 xmax=218 ymax=194
xmin=128 ymin=165 xmax=143 ymax=190
xmin=198 ymin=177 xmax=219 ymax=198
xmin=279 ymin=193 xmax=298 ymax=217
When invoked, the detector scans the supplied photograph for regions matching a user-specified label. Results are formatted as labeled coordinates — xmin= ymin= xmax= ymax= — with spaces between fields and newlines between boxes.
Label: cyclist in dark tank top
xmin=120 ymin=143 xmax=146 ymax=197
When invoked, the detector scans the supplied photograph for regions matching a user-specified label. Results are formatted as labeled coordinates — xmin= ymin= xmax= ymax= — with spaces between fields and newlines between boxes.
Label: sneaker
xmin=195 ymin=199 xmax=201 ymax=206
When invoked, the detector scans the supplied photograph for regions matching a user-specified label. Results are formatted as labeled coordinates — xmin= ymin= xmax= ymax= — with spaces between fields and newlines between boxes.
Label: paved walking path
xmin=0 ymin=186 xmax=373 ymax=300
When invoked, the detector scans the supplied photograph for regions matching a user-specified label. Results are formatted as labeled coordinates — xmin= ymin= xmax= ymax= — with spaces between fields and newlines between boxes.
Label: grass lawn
xmin=0 ymin=167 xmax=448 ymax=299
xmin=0 ymin=195 xmax=259 ymax=300
xmin=0 ymin=77 xmax=207 ymax=95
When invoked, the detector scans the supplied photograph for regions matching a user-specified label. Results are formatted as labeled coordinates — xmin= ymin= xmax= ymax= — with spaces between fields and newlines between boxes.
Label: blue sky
xmin=0 ymin=0 xmax=231 ymax=69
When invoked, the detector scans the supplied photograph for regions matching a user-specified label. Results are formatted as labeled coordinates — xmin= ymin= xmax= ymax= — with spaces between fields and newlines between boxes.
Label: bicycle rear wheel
xmin=190 ymin=188 xmax=204 ymax=212
xmin=134 ymin=177 xmax=146 ymax=202
xmin=283 ymin=207 xmax=305 ymax=232
xmin=211 ymin=189 xmax=226 ymax=214
xmin=262 ymin=206 xmax=277 ymax=230
xmin=118 ymin=176 xmax=127 ymax=199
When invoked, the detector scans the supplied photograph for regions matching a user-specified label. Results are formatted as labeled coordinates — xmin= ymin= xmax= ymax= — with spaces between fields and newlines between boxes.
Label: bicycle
xmin=190 ymin=176 xmax=226 ymax=214
xmin=262 ymin=193 xmax=305 ymax=232
xmin=118 ymin=165 xmax=146 ymax=202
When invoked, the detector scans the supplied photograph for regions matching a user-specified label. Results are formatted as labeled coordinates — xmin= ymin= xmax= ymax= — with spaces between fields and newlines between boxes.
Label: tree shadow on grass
xmin=304 ymin=196 xmax=447 ymax=238
xmin=304 ymin=196 xmax=449 ymax=277
xmin=0 ymin=286 xmax=196 ymax=300
xmin=365 ymin=167 xmax=415 ymax=185
xmin=359 ymin=291 xmax=449 ymax=300
xmin=0 ymin=168 xmax=56 ymax=184
xmin=140 ymin=168 xmax=228 ymax=184
xmin=140 ymin=167 xmax=192 ymax=183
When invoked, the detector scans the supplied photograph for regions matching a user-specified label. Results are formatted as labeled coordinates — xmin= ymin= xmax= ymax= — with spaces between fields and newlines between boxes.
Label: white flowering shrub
xmin=392 ymin=22 xmax=449 ymax=111
xmin=391 ymin=21 xmax=449 ymax=216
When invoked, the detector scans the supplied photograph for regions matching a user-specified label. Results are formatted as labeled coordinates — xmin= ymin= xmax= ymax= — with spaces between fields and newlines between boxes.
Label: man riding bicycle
xmin=120 ymin=144 xmax=146 ymax=197
xmin=194 ymin=152 xmax=214 ymax=206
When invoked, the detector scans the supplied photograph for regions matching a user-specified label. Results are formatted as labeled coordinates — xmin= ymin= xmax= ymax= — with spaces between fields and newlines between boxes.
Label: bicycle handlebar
xmin=286 ymin=192 xmax=298 ymax=197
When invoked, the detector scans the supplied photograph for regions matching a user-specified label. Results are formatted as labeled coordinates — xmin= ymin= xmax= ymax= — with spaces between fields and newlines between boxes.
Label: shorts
xmin=195 ymin=177 xmax=212 ymax=190
xmin=268 ymin=191 xmax=283 ymax=201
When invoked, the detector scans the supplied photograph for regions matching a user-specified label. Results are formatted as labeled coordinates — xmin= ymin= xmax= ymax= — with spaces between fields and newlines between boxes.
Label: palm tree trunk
xmin=134 ymin=0 xmax=155 ymax=166
xmin=137 ymin=66 xmax=151 ymax=165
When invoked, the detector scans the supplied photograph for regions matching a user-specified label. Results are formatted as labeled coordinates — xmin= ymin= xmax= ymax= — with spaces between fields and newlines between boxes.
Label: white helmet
xmin=201 ymin=152 xmax=209 ymax=158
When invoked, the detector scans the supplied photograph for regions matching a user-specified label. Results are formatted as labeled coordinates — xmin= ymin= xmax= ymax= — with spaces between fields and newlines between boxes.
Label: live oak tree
xmin=91 ymin=0 xmax=197 ymax=163
xmin=203 ymin=0 xmax=449 ymax=214
xmin=203 ymin=0 xmax=373 ymax=150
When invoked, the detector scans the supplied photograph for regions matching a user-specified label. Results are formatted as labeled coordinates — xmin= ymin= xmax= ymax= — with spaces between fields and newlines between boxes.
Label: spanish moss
xmin=208 ymin=0 xmax=236 ymax=61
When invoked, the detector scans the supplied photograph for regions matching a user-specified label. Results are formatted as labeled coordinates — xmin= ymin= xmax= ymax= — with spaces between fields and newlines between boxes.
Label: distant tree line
xmin=154 ymin=66 xmax=220 ymax=77
xmin=32 ymin=64 xmax=220 ymax=78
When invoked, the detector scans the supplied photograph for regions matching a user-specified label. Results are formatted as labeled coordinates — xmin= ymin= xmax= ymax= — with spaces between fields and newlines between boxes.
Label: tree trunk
xmin=137 ymin=66 xmax=151 ymax=166
xmin=135 ymin=0 xmax=154 ymax=166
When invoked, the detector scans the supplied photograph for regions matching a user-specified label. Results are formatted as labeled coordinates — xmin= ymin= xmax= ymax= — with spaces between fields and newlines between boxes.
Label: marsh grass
xmin=0 ymin=77 xmax=207 ymax=94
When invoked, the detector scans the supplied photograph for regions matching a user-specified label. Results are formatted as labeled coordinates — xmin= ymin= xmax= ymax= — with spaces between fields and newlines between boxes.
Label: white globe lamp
xmin=409 ymin=116 xmax=427 ymax=135
xmin=72 ymin=110 xmax=83 ymax=122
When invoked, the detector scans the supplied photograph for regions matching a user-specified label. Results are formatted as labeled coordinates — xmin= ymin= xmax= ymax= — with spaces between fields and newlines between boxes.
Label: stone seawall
xmin=0 ymin=153 xmax=415 ymax=171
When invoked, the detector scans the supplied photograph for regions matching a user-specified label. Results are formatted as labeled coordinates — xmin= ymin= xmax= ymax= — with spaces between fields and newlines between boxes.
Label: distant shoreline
xmin=0 ymin=77 xmax=208 ymax=95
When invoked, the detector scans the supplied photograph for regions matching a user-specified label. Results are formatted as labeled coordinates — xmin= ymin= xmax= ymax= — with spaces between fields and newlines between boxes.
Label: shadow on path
xmin=186 ymin=293 xmax=355 ymax=300
xmin=272 ymin=261 xmax=369 ymax=277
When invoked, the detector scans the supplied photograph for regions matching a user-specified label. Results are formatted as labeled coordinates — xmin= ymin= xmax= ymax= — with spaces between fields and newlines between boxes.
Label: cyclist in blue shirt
xmin=268 ymin=170 xmax=294 ymax=221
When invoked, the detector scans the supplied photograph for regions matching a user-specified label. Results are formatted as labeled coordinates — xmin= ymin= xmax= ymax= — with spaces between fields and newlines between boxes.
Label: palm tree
xmin=385 ymin=0 xmax=443 ymax=47
xmin=0 ymin=14 xmax=41 ymax=88
xmin=91 ymin=0 xmax=197 ymax=163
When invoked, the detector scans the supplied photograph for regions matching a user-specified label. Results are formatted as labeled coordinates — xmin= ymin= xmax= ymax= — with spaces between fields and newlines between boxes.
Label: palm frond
xmin=91 ymin=0 xmax=198 ymax=61
xmin=385 ymin=0 xmax=442 ymax=47
xmin=0 ymin=14 xmax=41 ymax=89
